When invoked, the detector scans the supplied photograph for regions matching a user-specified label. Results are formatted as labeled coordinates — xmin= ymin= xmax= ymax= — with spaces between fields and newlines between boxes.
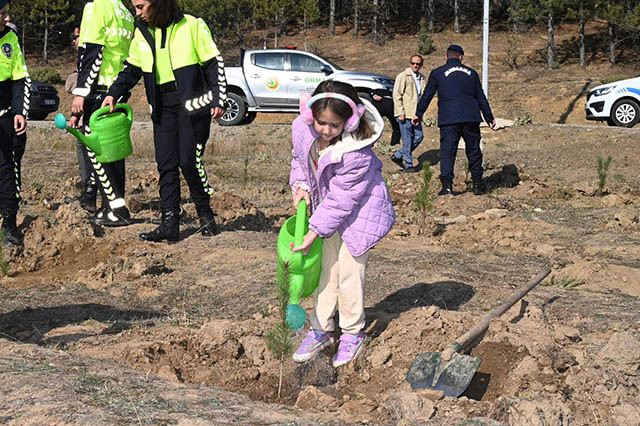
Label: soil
xmin=1 ymin=24 xmax=640 ymax=425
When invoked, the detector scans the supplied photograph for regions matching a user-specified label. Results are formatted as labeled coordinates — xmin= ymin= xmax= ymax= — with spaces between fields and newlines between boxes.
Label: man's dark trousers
xmin=439 ymin=122 xmax=482 ymax=184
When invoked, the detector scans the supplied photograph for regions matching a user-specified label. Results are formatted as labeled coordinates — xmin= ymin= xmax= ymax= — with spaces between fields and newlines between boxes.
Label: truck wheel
xmin=610 ymin=99 xmax=640 ymax=128
xmin=217 ymin=93 xmax=247 ymax=126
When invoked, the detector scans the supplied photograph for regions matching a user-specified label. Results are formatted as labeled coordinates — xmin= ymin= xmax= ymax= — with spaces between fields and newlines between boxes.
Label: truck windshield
xmin=318 ymin=55 xmax=343 ymax=70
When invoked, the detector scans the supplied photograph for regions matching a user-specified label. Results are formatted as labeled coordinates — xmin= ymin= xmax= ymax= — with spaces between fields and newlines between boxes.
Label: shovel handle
xmin=442 ymin=265 xmax=551 ymax=361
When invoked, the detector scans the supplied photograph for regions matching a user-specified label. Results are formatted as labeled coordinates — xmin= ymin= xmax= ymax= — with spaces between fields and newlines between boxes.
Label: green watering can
xmin=276 ymin=200 xmax=322 ymax=330
xmin=55 ymin=103 xmax=133 ymax=163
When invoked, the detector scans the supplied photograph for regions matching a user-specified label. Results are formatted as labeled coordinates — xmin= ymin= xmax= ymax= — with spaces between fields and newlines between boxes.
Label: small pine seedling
xmin=0 ymin=230 xmax=8 ymax=276
xmin=242 ymin=155 xmax=250 ymax=186
xmin=414 ymin=161 xmax=434 ymax=218
xmin=266 ymin=261 xmax=294 ymax=398
xmin=597 ymin=156 xmax=612 ymax=196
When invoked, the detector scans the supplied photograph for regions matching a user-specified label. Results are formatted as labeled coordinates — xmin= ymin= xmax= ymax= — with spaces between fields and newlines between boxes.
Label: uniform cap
xmin=447 ymin=44 xmax=464 ymax=56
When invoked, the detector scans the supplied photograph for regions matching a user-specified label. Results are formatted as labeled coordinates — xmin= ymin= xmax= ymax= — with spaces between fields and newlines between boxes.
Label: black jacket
xmin=416 ymin=58 xmax=494 ymax=127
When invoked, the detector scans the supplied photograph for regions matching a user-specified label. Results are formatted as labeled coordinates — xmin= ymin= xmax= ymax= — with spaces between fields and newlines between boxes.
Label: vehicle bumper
xmin=585 ymin=100 xmax=608 ymax=121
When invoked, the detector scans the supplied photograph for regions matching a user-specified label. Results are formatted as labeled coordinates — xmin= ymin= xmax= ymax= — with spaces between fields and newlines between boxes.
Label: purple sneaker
xmin=333 ymin=331 xmax=366 ymax=367
xmin=292 ymin=330 xmax=334 ymax=362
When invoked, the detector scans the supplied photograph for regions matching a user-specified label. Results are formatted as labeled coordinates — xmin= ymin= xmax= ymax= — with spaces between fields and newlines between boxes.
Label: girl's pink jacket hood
xmin=290 ymin=99 xmax=395 ymax=257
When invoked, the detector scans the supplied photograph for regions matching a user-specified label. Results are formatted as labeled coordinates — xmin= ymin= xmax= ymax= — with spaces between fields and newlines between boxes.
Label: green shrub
xmin=417 ymin=18 xmax=435 ymax=55
xmin=515 ymin=112 xmax=533 ymax=126
xmin=29 ymin=67 xmax=63 ymax=85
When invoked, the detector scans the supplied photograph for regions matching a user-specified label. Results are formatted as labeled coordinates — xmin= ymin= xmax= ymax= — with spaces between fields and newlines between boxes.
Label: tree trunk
xmin=354 ymin=0 xmax=359 ymax=36
xmin=454 ymin=0 xmax=460 ymax=33
xmin=428 ymin=0 xmax=434 ymax=32
xmin=304 ymin=10 xmax=308 ymax=50
xmin=329 ymin=0 xmax=335 ymax=35
xmin=43 ymin=9 xmax=48 ymax=64
xmin=608 ymin=22 xmax=616 ymax=64
xmin=372 ymin=0 xmax=378 ymax=42
xmin=547 ymin=11 xmax=554 ymax=68
xmin=578 ymin=18 xmax=585 ymax=67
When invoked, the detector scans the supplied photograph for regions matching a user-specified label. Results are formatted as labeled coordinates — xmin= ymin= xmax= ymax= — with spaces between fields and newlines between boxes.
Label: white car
xmin=585 ymin=76 xmax=640 ymax=127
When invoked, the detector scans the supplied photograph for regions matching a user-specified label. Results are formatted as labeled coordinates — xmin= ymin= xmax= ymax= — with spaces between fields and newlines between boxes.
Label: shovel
xmin=406 ymin=266 xmax=551 ymax=398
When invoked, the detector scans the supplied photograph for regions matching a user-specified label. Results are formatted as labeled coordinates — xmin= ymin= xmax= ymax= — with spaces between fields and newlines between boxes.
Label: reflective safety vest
xmin=108 ymin=12 xmax=227 ymax=120
xmin=0 ymin=28 xmax=30 ymax=117
xmin=74 ymin=0 xmax=134 ymax=97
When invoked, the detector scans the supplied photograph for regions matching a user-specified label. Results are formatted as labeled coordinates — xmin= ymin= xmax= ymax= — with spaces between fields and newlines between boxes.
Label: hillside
xmin=1 ymin=25 xmax=639 ymax=425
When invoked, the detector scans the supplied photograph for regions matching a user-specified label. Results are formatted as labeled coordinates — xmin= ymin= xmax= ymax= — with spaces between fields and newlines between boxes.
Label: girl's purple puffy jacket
xmin=290 ymin=100 xmax=396 ymax=257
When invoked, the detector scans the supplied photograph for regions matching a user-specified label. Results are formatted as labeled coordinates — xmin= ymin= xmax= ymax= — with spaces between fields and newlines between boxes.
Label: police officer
xmin=412 ymin=45 xmax=496 ymax=195
xmin=0 ymin=0 xmax=28 ymax=246
xmin=71 ymin=0 xmax=134 ymax=225
xmin=103 ymin=0 xmax=227 ymax=243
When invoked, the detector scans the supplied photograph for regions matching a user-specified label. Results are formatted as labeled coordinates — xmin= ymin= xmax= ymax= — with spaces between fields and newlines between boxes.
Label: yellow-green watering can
xmin=55 ymin=103 xmax=133 ymax=163
xmin=276 ymin=200 xmax=322 ymax=329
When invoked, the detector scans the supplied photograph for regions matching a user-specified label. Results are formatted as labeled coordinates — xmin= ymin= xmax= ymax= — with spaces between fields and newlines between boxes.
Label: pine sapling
xmin=417 ymin=18 xmax=435 ymax=55
xmin=414 ymin=162 xmax=434 ymax=224
xmin=265 ymin=262 xmax=294 ymax=398
xmin=597 ymin=156 xmax=612 ymax=196
xmin=0 ymin=230 xmax=8 ymax=276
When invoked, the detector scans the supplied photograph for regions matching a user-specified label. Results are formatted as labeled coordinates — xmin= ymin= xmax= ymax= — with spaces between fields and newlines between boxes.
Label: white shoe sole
xmin=292 ymin=338 xmax=334 ymax=363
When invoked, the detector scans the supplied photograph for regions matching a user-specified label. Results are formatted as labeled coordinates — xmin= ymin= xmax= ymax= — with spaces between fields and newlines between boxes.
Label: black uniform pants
xmin=0 ymin=115 xmax=24 ymax=211
xmin=153 ymin=91 xmax=213 ymax=212
xmin=81 ymin=92 xmax=127 ymax=209
xmin=439 ymin=122 xmax=483 ymax=184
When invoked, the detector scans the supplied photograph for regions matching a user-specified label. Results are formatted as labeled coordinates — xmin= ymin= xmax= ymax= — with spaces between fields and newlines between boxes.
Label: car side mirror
xmin=320 ymin=65 xmax=333 ymax=75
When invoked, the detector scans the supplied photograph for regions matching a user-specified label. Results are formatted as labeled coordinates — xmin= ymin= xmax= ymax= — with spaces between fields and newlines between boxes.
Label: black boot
xmin=93 ymin=206 xmax=131 ymax=227
xmin=78 ymin=182 xmax=97 ymax=213
xmin=1 ymin=208 xmax=22 ymax=246
xmin=140 ymin=209 xmax=180 ymax=242
xmin=438 ymin=181 xmax=453 ymax=196
xmin=195 ymin=205 xmax=219 ymax=236
xmin=473 ymin=179 xmax=486 ymax=196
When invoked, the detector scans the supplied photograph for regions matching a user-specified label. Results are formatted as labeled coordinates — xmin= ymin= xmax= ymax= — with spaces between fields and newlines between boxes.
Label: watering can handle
xmin=89 ymin=103 xmax=133 ymax=128
xmin=291 ymin=200 xmax=308 ymax=270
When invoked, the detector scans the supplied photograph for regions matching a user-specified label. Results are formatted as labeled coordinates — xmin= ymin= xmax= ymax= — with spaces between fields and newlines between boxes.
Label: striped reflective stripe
xmin=12 ymin=150 xmax=20 ymax=200
xmin=185 ymin=90 xmax=213 ymax=112
xmin=195 ymin=143 xmax=213 ymax=196
xmin=23 ymin=77 xmax=31 ymax=117
xmin=217 ymin=56 xmax=227 ymax=106
xmin=85 ymin=143 xmax=116 ymax=201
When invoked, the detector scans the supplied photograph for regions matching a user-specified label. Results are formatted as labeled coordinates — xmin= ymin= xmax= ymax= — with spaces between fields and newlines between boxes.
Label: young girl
xmin=289 ymin=80 xmax=395 ymax=367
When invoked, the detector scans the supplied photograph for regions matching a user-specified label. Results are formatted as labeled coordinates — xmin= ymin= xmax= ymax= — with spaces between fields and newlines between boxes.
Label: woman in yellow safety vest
xmin=103 ymin=0 xmax=227 ymax=242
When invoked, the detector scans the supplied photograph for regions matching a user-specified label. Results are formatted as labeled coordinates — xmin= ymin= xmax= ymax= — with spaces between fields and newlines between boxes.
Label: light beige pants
xmin=309 ymin=232 xmax=369 ymax=335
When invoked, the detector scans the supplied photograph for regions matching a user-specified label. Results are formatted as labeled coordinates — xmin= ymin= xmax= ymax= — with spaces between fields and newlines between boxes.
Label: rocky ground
xmin=1 ymin=24 xmax=639 ymax=425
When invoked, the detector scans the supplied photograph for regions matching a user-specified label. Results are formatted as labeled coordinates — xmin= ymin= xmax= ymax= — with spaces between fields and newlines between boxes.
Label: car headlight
xmin=592 ymin=86 xmax=616 ymax=97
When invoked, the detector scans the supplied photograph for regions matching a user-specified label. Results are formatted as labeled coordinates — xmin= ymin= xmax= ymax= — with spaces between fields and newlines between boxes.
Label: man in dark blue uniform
xmin=412 ymin=45 xmax=496 ymax=196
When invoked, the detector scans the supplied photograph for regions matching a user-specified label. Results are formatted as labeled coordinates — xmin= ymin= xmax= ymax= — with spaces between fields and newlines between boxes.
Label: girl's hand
xmin=292 ymin=188 xmax=311 ymax=209
xmin=101 ymin=95 xmax=115 ymax=112
xmin=14 ymin=115 xmax=26 ymax=135
xmin=290 ymin=230 xmax=318 ymax=255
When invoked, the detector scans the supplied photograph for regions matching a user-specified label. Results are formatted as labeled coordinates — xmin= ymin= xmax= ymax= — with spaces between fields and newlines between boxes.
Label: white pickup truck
xmin=218 ymin=48 xmax=395 ymax=126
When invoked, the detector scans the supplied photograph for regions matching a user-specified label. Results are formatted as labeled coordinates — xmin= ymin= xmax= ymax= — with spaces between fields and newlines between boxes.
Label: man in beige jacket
xmin=391 ymin=55 xmax=427 ymax=173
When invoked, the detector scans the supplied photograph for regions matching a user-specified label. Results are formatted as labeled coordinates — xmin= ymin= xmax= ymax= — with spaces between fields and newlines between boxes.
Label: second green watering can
xmin=55 ymin=103 xmax=133 ymax=163
xmin=276 ymin=200 xmax=323 ymax=330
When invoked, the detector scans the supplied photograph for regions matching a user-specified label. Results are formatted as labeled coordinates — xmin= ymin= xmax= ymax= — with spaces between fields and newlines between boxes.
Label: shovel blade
xmin=407 ymin=352 xmax=482 ymax=398
xmin=406 ymin=352 xmax=441 ymax=391
xmin=433 ymin=352 xmax=482 ymax=397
